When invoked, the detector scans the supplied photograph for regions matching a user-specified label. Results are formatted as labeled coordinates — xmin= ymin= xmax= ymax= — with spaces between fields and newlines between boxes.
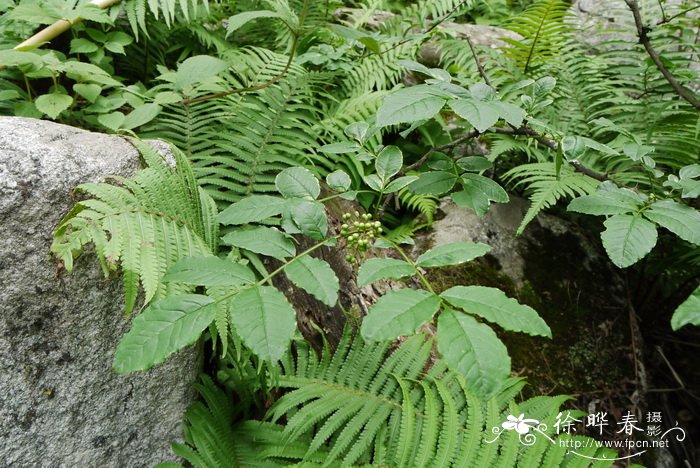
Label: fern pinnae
xmin=504 ymin=162 xmax=599 ymax=234
xmin=324 ymin=326 xmax=355 ymax=382
xmin=473 ymin=398 xmax=501 ymax=467
xmin=324 ymin=399 xmax=384 ymax=464
xmin=396 ymin=378 xmax=417 ymax=467
xmin=432 ymin=379 xmax=458 ymax=467
xmin=493 ymin=401 xmax=521 ymax=467
xmin=340 ymin=402 xmax=393 ymax=465
xmin=284 ymin=390 xmax=347 ymax=441
xmin=305 ymin=399 xmax=367 ymax=459
xmin=410 ymin=381 xmax=438 ymax=466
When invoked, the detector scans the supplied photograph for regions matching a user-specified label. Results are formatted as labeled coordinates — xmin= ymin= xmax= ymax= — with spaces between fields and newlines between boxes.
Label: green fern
xmin=143 ymin=71 xmax=331 ymax=205
xmin=502 ymin=0 xmax=570 ymax=73
xmin=263 ymin=330 xmax=616 ymax=466
xmin=51 ymin=140 xmax=218 ymax=314
xmin=172 ymin=375 xmax=325 ymax=467
xmin=504 ymin=162 xmax=599 ymax=235
xmin=115 ymin=0 xmax=212 ymax=39
xmin=397 ymin=187 xmax=439 ymax=222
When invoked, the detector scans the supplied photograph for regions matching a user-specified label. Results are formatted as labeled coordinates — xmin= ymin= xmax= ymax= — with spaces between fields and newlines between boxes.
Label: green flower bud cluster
xmin=340 ymin=211 xmax=383 ymax=263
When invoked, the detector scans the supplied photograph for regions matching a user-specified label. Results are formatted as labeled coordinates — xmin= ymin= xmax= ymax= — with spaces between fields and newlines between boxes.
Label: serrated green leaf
xmin=288 ymin=199 xmax=328 ymax=240
xmin=623 ymin=142 xmax=654 ymax=162
xmin=62 ymin=61 xmax=121 ymax=87
xmin=97 ymin=111 xmax=124 ymax=131
xmin=275 ymin=167 xmax=320 ymax=200
xmin=0 ymin=90 xmax=20 ymax=101
xmin=104 ymin=41 xmax=125 ymax=54
xmin=361 ymin=289 xmax=441 ymax=341
xmin=462 ymin=174 xmax=509 ymax=202
xmin=229 ymin=286 xmax=296 ymax=361
xmin=320 ymin=141 xmax=361 ymax=154
xmin=162 ymin=256 xmax=255 ymax=286
xmin=671 ymin=286 xmax=700 ymax=331
xmin=452 ymin=189 xmax=491 ymax=217
xmin=533 ymin=77 xmax=556 ymax=99
xmin=326 ymin=170 xmax=352 ymax=191
xmin=284 ymin=255 xmax=339 ymax=306
xmin=494 ymin=101 xmax=526 ymax=128
xmin=122 ymin=103 xmax=161 ymax=130
xmin=384 ymin=176 xmax=419 ymax=193
xmin=113 ymin=294 xmax=216 ymax=373
xmin=357 ymin=258 xmax=415 ymax=287
xmin=174 ymin=55 xmax=229 ymax=91
xmin=416 ymin=241 xmax=491 ymax=267
xmin=437 ymin=308 xmax=510 ymax=398
xmin=440 ymin=285 xmax=551 ymax=337
xmin=217 ymin=195 xmax=287 ymax=225
xmin=375 ymin=145 xmax=402 ymax=181
xmin=456 ymin=156 xmax=492 ymax=172
xmin=222 ymin=226 xmax=295 ymax=260
xmin=345 ymin=121 xmax=370 ymax=142
xmin=568 ymin=185 xmax=644 ymax=216
xmin=409 ymin=171 xmax=457 ymax=195
xmin=376 ymin=85 xmax=447 ymax=127
xmin=35 ymin=93 xmax=72 ymax=119
xmin=226 ymin=10 xmax=281 ymax=36
xmin=449 ymin=98 xmax=500 ymax=133
xmin=601 ymin=214 xmax=658 ymax=268
xmin=643 ymin=200 xmax=700 ymax=245
xmin=363 ymin=174 xmax=384 ymax=191
xmin=154 ymin=91 xmax=182 ymax=105
xmin=73 ymin=83 xmax=101 ymax=103
xmin=70 ymin=38 xmax=98 ymax=54
xmin=0 ymin=50 xmax=42 ymax=67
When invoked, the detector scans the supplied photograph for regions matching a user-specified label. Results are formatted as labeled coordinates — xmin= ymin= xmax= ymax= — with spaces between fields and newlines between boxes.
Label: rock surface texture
xmin=0 ymin=117 xmax=199 ymax=466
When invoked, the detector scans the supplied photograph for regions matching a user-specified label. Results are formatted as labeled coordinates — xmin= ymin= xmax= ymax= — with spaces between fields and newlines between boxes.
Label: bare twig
xmin=464 ymin=34 xmax=493 ymax=87
xmin=624 ymin=0 xmax=700 ymax=110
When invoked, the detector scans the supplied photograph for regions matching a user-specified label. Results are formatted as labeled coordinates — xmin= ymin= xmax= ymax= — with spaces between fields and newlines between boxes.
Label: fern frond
xmin=266 ymin=329 xmax=615 ymax=466
xmin=340 ymin=41 xmax=419 ymax=96
xmin=502 ymin=0 xmax=570 ymax=73
xmin=503 ymin=162 xmax=599 ymax=235
xmin=51 ymin=141 xmax=216 ymax=314
xmin=397 ymin=187 xmax=439 ymax=222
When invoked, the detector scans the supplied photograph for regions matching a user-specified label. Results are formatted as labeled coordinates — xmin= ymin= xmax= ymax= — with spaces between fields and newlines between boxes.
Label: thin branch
xmin=464 ymin=34 xmax=492 ymax=87
xmin=624 ymin=0 xmax=700 ymax=110
xmin=657 ymin=4 xmax=700 ymax=25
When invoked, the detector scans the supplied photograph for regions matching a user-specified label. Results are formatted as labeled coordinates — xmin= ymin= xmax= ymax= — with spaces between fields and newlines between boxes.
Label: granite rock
xmin=0 ymin=117 xmax=199 ymax=466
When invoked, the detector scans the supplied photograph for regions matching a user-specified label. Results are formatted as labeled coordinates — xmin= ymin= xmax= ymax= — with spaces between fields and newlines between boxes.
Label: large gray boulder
xmin=0 ymin=117 xmax=199 ymax=466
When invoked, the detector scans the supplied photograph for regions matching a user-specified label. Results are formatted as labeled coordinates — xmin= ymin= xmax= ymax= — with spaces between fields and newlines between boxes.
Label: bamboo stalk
xmin=13 ymin=0 xmax=122 ymax=51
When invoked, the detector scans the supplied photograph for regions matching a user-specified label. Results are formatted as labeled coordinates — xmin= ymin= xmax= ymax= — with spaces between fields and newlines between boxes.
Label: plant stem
xmin=624 ymin=0 xmax=700 ymax=110
xmin=257 ymin=236 xmax=337 ymax=286
xmin=385 ymin=238 xmax=436 ymax=295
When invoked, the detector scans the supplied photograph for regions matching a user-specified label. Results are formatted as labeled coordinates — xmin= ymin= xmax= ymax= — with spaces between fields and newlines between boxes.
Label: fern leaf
xmin=504 ymin=162 xmax=599 ymax=235
xmin=51 ymin=141 xmax=216 ymax=314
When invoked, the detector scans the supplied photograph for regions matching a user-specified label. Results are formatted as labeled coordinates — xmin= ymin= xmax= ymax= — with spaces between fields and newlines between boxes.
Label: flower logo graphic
xmin=502 ymin=414 xmax=540 ymax=434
